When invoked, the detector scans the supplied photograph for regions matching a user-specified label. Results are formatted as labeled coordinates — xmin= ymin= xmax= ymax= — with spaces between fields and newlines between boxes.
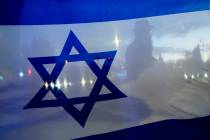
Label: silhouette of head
xmin=133 ymin=19 xmax=152 ymax=44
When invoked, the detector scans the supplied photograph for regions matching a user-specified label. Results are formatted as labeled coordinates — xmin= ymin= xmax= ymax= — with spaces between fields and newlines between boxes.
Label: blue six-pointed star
xmin=24 ymin=31 xmax=127 ymax=127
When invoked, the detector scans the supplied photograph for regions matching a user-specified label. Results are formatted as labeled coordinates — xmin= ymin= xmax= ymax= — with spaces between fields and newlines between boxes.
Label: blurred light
xmin=114 ymin=34 xmax=120 ymax=49
xmin=69 ymin=82 xmax=72 ymax=86
xmin=19 ymin=71 xmax=24 ymax=78
xmin=63 ymin=79 xmax=68 ymax=88
xmin=191 ymin=74 xmax=195 ymax=79
xmin=90 ymin=79 xmax=93 ymax=84
xmin=116 ymin=71 xmax=127 ymax=80
xmin=28 ymin=68 xmax=32 ymax=76
xmin=65 ymin=60 xmax=68 ymax=64
xmin=81 ymin=77 xmax=86 ymax=87
xmin=184 ymin=73 xmax=188 ymax=80
xmin=55 ymin=80 xmax=61 ymax=89
xmin=44 ymin=82 xmax=49 ymax=89
xmin=204 ymin=73 xmax=208 ymax=78
xmin=50 ymin=82 xmax=55 ymax=89
xmin=0 ymin=75 xmax=4 ymax=81
xmin=202 ymin=52 xmax=210 ymax=62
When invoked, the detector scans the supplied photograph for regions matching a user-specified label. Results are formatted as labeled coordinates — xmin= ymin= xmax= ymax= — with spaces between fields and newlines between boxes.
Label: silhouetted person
xmin=126 ymin=20 xmax=155 ymax=81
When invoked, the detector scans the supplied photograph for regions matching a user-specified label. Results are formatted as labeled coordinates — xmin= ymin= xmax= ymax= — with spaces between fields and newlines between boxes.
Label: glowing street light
xmin=184 ymin=73 xmax=188 ymax=80
xmin=50 ymin=82 xmax=55 ymax=89
xmin=63 ymin=79 xmax=68 ymax=88
xmin=55 ymin=80 xmax=61 ymax=89
xmin=90 ymin=79 xmax=93 ymax=84
xmin=191 ymin=74 xmax=195 ymax=79
xmin=44 ymin=82 xmax=49 ymax=89
xmin=69 ymin=82 xmax=72 ymax=86
xmin=204 ymin=73 xmax=208 ymax=78
xmin=81 ymin=77 xmax=86 ymax=87
xmin=27 ymin=68 xmax=32 ymax=76
xmin=114 ymin=34 xmax=120 ymax=49
xmin=19 ymin=71 xmax=24 ymax=78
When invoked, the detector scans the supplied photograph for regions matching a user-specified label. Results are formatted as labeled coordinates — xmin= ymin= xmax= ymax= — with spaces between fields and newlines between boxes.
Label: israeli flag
xmin=1 ymin=1 xmax=210 ymax=140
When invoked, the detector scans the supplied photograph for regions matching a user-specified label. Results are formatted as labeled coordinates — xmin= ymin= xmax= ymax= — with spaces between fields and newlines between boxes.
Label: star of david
xmin=24 ymin=31 xmax=127 ymax=127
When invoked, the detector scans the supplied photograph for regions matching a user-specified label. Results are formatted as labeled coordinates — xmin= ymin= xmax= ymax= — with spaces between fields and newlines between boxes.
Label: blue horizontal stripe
xmin=0 ymin=0 xmax=210 ymax=25
xmin=75 ymin=116 xmax=210 ymax=140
